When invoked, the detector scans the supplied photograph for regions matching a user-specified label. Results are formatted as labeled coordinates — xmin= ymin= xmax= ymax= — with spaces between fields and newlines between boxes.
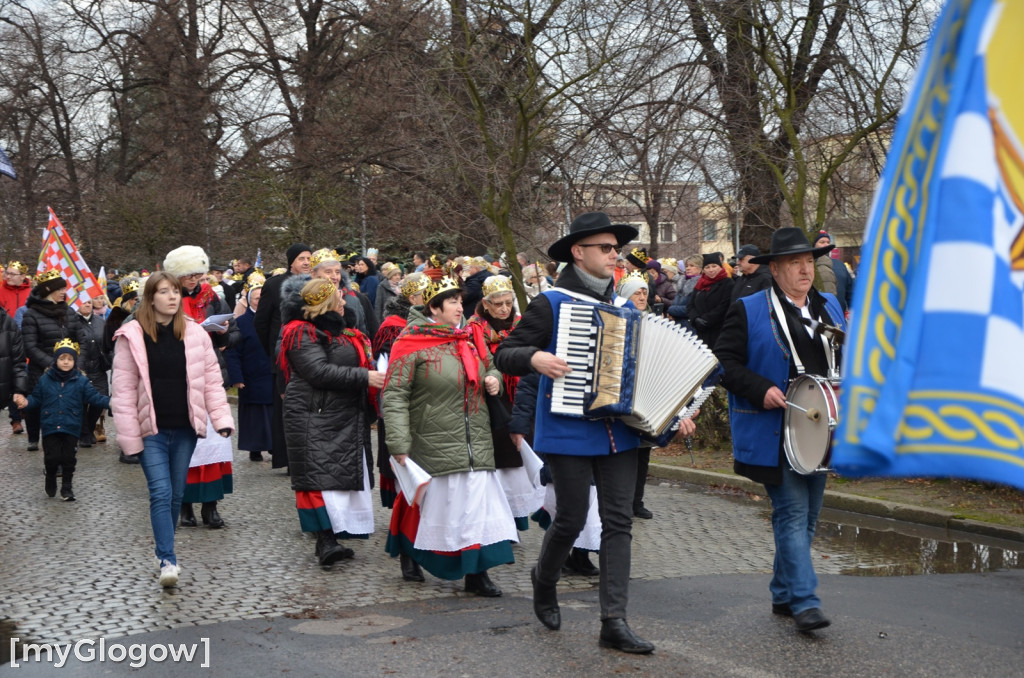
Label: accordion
xmin=551 ymin=301 xmax=719 ymax=442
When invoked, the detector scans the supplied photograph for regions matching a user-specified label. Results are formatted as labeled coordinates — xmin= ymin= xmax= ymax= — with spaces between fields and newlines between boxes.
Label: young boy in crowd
xmin=18 ymin=339 xmax=110 ymax=501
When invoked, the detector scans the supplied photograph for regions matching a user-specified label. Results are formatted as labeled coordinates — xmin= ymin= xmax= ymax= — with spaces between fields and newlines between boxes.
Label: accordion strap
xmin=768 ymin=287 xmax=833 ymax=377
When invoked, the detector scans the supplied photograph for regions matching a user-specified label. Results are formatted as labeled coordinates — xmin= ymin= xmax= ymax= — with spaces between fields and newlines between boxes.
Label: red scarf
xmin=277 ymin=319 xmax=378 ymax=407
xmin=181 ymin=282 xmax=218 ymax=321
xmin=386 ymin=321 xmax=489 ymax=393
xmin=695 ymin=268 xmax=729 ymax=291
xmin=466 ymin=313 xmax=520 ymax=402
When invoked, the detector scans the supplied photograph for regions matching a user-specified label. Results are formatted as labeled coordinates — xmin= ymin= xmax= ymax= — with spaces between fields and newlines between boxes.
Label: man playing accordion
xmin=495 ymin=212 xmax=696 ymax=654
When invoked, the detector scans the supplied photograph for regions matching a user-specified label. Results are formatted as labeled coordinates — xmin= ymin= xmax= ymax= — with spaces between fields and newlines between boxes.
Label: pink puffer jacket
xmin=111 ymin=319 xmax=234 ymax=455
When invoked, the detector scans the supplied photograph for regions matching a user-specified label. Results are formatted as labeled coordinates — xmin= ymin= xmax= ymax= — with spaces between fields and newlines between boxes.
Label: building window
xmin=659 ymin=222 xmax=675 ymax=242
xmin=702 ymin=219 xmax=718 ymax=241
xmin=661 ymin=190 xmax=676 ymax=207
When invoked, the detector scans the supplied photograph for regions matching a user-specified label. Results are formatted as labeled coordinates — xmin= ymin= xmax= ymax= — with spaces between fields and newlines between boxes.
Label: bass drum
xmin=783 ymin=374 xmax=839 ymax=475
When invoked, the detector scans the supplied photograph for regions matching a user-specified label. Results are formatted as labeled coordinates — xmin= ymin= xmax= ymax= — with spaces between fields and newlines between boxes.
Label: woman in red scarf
xmin=687 ymin=253 xmax=735 ymax=349
xmin=465 ymin=275 xmax=544 ymax=532
xmin=382 ymin=277 xmax=517 ymax=596
xmin=279 ymin=278 xmax=385 ymax=567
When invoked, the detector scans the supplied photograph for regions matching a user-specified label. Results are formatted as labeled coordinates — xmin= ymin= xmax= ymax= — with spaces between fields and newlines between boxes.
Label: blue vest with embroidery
xmin=532 ymin=289 xmax=642 ymax=456
xmin=728 ymin=289 xmax=845 ymax=468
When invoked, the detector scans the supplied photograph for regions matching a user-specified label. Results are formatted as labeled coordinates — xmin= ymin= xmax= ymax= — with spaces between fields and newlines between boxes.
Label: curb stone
xmin=649 ymin=462 xmax=1024 ymax=543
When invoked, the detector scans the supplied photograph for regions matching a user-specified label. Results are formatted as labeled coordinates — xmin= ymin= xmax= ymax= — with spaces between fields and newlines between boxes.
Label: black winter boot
xmin=201 ymin=501 xmax=224 ymax=528
xmin=315 ymin=530 xmax=353 ymax=567
xmin=400 ymin=554 xmax=425 ymax=582
xmin=562 ymin=548 xmax=599 ymax=576
xmin=464 ymin=570 xmax=502 ymax=597
xmin=179 ymin=503 xmax=198 ymax=527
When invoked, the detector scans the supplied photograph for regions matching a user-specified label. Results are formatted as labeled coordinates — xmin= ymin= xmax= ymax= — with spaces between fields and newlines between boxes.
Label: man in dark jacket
xmin=731 ymin=244 xmax=773 ymax=302
xmin=494 ymin=212 xmax=695 ymax=654
xmin=253 ymin=243 xmax=311 ymax=469
xmin=714 ymin=227 xmax=845 ymax=635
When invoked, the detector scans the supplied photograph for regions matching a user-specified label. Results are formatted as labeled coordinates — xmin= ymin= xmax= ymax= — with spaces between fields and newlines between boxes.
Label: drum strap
xmin=769 ymin=288 xmax=834 ymax=377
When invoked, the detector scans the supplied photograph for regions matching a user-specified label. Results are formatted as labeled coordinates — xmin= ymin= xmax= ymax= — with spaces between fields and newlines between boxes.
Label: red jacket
xmin=0 ymin=280 xmax=30 ymax=317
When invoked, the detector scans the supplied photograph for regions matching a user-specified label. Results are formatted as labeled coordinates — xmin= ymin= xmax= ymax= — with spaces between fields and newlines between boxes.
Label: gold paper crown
xmin=7 ymin=261 xmax=29 ymax=275
xmin=659 ymin=257 xmax=678 ymax=268
xmin=429 ymin=254 xmax=443 ymax=268
xmin=310 ymin=248 xmax=342 ymax=269
xmin=380 ymin=262 xmax=400 ymax=277
xmin=271 ymin=267 xmax=286 ymax=276
xmin=35 ymin=269 xmax=63 ymax=284
xmin=424 ymin=276 xmax=461 ymax=304
xmin=121 ymin=279 xmax=140 ymax=294
xmin=468 ymin=256 xmax=489 ymax=269
xmin=629 ymin=247 xmax=650 ymax=264
xmin=400 ymin=274 xmax=430 ymax=299
xmin=241 ymin=270 xmax=266 ymax=296
xmin=302 ymin=280 xmax=336 ymax=306
xmin=616 ymin=270 xmax=649 ymax=294
xmin=482 ymin=275 xmax=514 ymax=298
xmin=229 ymin=273 xmax=244 ymax=282
xmin=54 ymin=338 xmax=79 ymax=355
xmin=345 ymin=251 xmax=360 ymax=262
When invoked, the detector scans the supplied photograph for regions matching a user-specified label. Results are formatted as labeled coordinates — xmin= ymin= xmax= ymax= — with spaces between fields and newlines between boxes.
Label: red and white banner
xmin=36 ymin=207 xmax=100 ymax=310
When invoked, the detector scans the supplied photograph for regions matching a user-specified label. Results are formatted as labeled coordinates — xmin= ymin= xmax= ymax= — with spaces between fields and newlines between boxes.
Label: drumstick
xmin=785 ymin=401 xmax=821 ymax=421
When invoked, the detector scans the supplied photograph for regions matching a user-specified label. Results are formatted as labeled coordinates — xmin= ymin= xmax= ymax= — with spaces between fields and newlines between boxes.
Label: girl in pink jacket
xmin=111 ymin=271 xmax=234 ymax=588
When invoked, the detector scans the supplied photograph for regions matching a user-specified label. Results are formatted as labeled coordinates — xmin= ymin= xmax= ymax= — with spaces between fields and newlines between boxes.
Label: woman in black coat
xmin=224 ymin=280 xmax=274 ymax=461
xmin=279 ymin=277 xmax=386 ymax=567
xmin=687 ymin=254 xmax=735 ymax=351
xmin=21 ymin=271 xmax=86 ymax=450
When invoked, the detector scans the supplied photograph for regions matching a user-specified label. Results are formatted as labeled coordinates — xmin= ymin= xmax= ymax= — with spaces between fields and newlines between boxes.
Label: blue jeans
xmin=138 ymin=428 xmax=197 ymax=566
xmin=763 ymin=466 xmax=827 ymax=615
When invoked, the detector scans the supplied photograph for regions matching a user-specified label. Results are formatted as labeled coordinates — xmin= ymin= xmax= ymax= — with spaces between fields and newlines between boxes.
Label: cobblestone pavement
xmin=0 ymin=409 xmax=904 ymax=645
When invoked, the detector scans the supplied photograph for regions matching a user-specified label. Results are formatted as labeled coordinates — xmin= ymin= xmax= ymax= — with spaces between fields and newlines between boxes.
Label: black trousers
xmin=9 ymin=398 xmax=21 ymax=423
xmin=536 ymin=449 xmax=638 ymax=620
xmin=270 ymin=367 xmax=288 ymax=469
xmin=24 ymin=407 xmax=41 ymax=443
xmin=43 ymin=433 xmax=78 ymax=483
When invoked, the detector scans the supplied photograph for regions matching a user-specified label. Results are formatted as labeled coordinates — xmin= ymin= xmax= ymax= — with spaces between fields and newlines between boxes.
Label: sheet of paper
xmin=201 ymin=313 xmax=234 ymax=332
xmin=377 ymin=354 xmax=389 ymax=373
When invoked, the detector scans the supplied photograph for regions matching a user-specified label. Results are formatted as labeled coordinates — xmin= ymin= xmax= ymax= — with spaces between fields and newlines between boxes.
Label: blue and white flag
xmin=254 ymin=248 xmax=262 ymax=270
xmin=0 ymin=146 xmax=15 ymax=180
xmin=833 ymin=0 xmax=1024 ymax=491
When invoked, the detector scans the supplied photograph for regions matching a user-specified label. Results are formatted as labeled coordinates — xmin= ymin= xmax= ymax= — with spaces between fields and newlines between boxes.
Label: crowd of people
xmin=0 ymin=219 xmax=854 ymax=649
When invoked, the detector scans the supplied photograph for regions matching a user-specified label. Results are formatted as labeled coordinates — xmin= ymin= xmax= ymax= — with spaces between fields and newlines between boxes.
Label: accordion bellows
xmin=551 ymin=302 xmax=719 ymax=440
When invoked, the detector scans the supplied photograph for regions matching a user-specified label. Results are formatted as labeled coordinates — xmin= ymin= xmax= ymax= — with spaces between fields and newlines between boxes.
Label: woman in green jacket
xmin=382 ymin=276 xmax=517 ymax=596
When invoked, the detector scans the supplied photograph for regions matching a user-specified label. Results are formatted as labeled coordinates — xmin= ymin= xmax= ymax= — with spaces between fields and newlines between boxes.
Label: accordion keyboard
xmin=551 ymin=304 xmax=598 ymax=415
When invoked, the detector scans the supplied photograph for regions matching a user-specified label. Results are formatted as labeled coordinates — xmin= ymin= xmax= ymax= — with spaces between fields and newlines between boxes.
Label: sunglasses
xmin=577 ymin=243 xmax=619 ymax=254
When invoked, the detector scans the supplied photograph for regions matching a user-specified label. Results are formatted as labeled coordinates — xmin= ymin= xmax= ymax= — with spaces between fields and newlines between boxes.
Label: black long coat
xmin=0 ymin=308 xmax=27 ymax=403
xmin=21 ymin=292 xmax=87 ymax=390
xmin=687 ymin=276 xmax=734 ymax=350
xmin=282 ymin=309 xmax=374 ymax=493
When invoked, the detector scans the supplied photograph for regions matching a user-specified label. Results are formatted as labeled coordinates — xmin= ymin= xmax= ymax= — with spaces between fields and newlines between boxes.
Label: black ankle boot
xmin=201 ymin=501 xmax=224 ymax=528
xmin=400 ymin=554 xmax=425 ymax=582
xmin=531 ymin=566 xmax=560 ymax=630
xmin=315 ymin=530 xmax=353 ymax=567
xmin=45 ymin=474 xmax=57 ymax=498
xmin=464 ymin=570 xmax=502 ymax=597
xmin=599 ymin=618 xmax=654 ymax=654
xmin=60 ymin=483 xmax=75 ymax=502
xmin=179 ymin=503 xmax=198 ymax=527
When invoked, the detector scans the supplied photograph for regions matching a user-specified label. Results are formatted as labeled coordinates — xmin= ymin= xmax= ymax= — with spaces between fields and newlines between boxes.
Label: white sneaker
xmin=159 ymin=561 xmax=179 ymax=588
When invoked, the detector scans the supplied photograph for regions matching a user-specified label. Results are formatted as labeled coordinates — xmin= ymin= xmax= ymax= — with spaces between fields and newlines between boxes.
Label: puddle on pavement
xmin=815 ymin=508 xmax=1024 ymax=576
xmin=697 ymin=484 xmax=1024 ymax=576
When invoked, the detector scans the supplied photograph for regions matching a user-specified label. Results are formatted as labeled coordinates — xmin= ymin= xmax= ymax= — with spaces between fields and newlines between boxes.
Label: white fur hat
xmin=163 ymin=246 xmax=209 ymax=278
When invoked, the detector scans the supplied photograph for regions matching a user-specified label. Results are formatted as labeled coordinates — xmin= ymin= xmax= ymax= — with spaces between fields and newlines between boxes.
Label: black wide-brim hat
xmin=750 ymin=227 xmax=834 ymax=265
xmin=548 ymin=212 xmax=639 ymax=263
